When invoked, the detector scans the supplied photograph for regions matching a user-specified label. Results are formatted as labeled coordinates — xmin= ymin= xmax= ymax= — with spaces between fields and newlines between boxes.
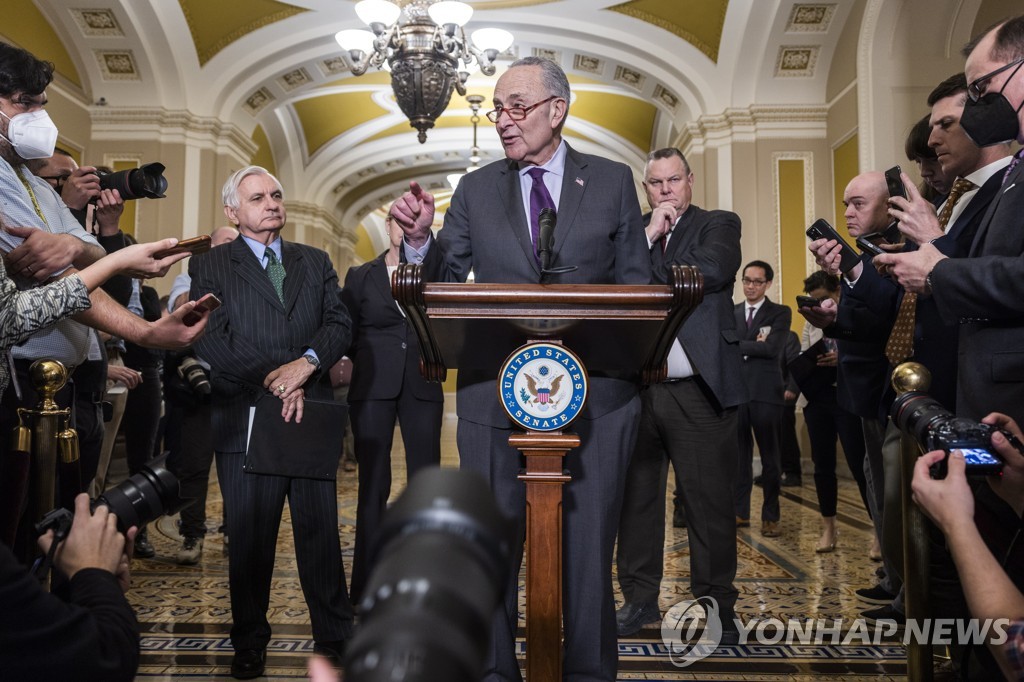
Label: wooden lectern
xmin=392 ymin=264 xmax=703 ymax=681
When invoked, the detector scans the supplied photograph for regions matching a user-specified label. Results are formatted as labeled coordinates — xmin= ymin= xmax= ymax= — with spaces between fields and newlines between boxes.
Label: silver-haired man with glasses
xmin=390 ymin=55 xmax=650 ymax=682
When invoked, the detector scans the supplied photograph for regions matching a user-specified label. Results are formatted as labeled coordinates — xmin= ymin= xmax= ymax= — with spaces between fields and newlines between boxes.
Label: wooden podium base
xmin=510 ymin=431 xmax=580 ymax=682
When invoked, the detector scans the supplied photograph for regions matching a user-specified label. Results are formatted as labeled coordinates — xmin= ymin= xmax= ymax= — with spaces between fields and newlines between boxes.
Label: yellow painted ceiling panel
xmin=609 ymin=0 xmax=728 ymax=62
xmin=3 ymin=0 xmax=81 ymax=88
xmin=179 ymin=0 xmax=308 ymax=66
xmin=571 ymin=91 xmax=655 ymax=152
xmin=250 ymin=124 xmax=277 ymax=177
xmin=293 ymin=92 xmax=391 ymax=157
xmin=320 ymin=71 xmax=395 ymax=89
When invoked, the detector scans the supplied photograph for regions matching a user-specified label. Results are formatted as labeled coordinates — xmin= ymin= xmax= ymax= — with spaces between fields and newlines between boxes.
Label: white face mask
xmin=0 ymin=108 xmax=59 ymax=160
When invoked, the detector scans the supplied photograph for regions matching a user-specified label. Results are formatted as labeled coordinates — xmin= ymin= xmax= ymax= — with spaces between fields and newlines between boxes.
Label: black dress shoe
xmin=231 ymin=649 xmax=266 ymax=680
xmin=855 ymin=584 xmax=896 ymax=605
xmin=672 ymin=506 xmax=687 ymax=528
xmin=133 ymin=528 xmax=156 ymax=559
xmin=752 ymin=474 xmax=763 ymax=487
xmin=781 ymin=474 xmax=803 ymax=487
xmin=719 ymin=619 xmax=741 ymax=645
xmin=313 ymin=640 xmax=346 ymax=669
xmin=616 ymin=600 xmax=660 ymax=637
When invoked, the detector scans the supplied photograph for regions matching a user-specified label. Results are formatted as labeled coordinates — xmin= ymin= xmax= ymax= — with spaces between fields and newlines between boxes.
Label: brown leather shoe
xmin=761 ymin=521 xmax=781 ymax=537
xmin=736 ymin=516 xmax=750 ymax=528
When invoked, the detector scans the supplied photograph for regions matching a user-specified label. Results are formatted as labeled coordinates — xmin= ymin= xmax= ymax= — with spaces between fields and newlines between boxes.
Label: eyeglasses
xmin=967 ymin=57 xmax=1024 ymax=102
xmin=485 ymin=96 xmax=558 ymax=123
xmin=741 ymin=278 xmax=767 ymax=286
xmin=38 ymin=175 xmax=69 ymax=192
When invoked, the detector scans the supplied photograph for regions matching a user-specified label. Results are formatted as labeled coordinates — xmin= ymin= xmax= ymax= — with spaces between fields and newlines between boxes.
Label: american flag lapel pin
xmin=575 ymin=177 xmax=584 ymax=187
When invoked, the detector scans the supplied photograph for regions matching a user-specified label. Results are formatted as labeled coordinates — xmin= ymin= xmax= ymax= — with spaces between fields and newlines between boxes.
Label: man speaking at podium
xmin=391 ymin=56 xmax=650 ymax=682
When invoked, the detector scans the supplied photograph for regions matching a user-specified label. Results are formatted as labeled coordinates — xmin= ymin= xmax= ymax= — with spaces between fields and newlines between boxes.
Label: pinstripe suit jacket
xmin=190 ymin=237 xmax=351 ymax=452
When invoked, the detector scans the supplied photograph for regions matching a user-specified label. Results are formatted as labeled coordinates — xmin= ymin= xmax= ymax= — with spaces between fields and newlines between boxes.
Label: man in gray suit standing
xmin=191 ymin=166 xmax=353 ymax=679
xmin=614 ymin=148 xmax=745 ymax=641
xmin=392 ymin=57 xmax=650 ymax=682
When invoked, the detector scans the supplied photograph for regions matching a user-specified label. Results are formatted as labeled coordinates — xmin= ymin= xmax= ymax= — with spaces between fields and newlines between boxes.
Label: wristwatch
xmin=303 ymin=354 xmax=320 ymax=371
xmin=924 ymin=271 xmax=934 ymax=296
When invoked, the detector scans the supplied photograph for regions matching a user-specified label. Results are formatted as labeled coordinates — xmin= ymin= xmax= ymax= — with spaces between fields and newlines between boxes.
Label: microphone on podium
xmin=538 ymin=208 xmax=556 ymax=272
xmin=537 ymin=208 xmax=577 ymax=280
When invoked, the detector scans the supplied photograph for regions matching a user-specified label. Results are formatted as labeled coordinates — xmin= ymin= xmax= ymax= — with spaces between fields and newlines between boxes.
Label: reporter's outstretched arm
xmin=75 ymin=237 xmax=190 ymax=290
xmin=0 ymin=494 xmax=139 ymax=682
xmin=911 ymin=451 xmax=1024 ymax=679
xmin=75 ymin=287 xmax=208 ymax=350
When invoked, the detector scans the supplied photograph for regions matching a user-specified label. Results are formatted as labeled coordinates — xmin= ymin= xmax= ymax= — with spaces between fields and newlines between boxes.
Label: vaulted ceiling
xmin=7 ymin=0 xmax=859 ymax=259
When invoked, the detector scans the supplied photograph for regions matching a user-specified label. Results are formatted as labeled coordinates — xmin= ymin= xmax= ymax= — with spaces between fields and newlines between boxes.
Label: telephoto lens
xmin=97 ymin=162 xmax=167 ymax=200
xmin=36 ymin=454 xmax=193 ymax=538
xmin=344 ymin=467 xmax=513 ymax=682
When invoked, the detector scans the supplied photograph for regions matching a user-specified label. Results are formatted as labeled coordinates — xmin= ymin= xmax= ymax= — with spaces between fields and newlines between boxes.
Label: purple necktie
xmin=1004 ymin=149 xmax=1024 ymax=185
xmin=746 ymin=306 xmax=755 ymax=330
xmin=527 ymin=167 xmax=555 ymax=262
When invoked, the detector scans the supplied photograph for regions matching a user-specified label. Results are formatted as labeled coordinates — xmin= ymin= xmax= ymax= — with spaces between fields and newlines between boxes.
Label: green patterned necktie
xmin=265 ymin=248 xmax=286 ymax=303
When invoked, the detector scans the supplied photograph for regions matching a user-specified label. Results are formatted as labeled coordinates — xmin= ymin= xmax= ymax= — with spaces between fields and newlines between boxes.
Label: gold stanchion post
xmin=891 ymin=362 xmax=933 ymax=682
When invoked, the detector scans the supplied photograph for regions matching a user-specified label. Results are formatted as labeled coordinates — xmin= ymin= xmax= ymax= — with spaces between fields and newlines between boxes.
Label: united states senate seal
xmin=498 ymin=342 xmax=588 ymax=431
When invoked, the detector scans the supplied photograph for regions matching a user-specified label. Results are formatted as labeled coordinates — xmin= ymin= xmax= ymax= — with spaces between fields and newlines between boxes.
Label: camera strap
xmin=32 ymin=517 xmax=72 ymax=584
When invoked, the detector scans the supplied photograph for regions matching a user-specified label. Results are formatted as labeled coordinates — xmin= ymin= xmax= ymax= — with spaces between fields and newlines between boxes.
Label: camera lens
xmin=94 ymin=453 xmax=193 ymax=533
xmin=178 ymin=357 xmax=211 ymax=396
xmin=891 ymin=391 xmax=952 ymax=448
xmin=97 ymin=162 xmax=168 ymax=200
xmin=344 ymin=467 xmax=513 ymax=682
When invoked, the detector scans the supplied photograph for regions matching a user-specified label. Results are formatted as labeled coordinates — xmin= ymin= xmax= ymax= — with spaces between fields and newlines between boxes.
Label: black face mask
xmin=960 ymin=61 xmax=1024 ymax=147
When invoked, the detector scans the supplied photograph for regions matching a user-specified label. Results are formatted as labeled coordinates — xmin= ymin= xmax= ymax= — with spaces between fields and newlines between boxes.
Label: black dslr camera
xmin=35 ymin=454 xmax=193 ymax=538
xmin=891 ymin=392 xmax=1021 ymax=478
xmin=97 ymin=162 xmax=167 ymax=200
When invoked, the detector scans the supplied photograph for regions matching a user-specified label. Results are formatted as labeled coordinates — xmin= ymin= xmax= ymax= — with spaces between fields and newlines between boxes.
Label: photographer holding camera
xmin=0 ymin=493 xmax=139 ymax=682
xmin=911 ymin=412 xmax=1024 ymax=681
xmin=163 ymin=225 xmax=238 ymax=564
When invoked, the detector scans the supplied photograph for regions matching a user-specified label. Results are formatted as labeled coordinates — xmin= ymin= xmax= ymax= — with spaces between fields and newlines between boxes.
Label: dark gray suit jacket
xmin=422 ymin=143 xmax=651 ymax=427
xmin=734 ymin=298 xmax=791 ymax=405
xmin=650 ymin=205 xmax=746 ymax=411
xmin=931 ymin=157 xmax=1024 ymax=422
xmin=190 ymin=237 xmax=351 ymax=452
xmin=342 ymin=254 xmax=442 ymax=403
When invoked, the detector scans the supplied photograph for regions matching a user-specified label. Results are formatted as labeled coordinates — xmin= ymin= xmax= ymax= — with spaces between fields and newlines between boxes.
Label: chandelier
xmin=447 ymin=94 xmax=485 ymax=188
xmin=337 ymin=0 xmax=514 ymax=143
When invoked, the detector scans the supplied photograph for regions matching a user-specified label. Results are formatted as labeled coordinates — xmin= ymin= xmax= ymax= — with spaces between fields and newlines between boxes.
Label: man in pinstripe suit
xmin=191 ymin=166 xmax=353 ymax=679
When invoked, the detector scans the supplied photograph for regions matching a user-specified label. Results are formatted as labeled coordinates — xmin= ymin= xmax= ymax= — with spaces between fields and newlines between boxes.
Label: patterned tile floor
xmin=128 ymin=411 xmax=917 ymax=680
